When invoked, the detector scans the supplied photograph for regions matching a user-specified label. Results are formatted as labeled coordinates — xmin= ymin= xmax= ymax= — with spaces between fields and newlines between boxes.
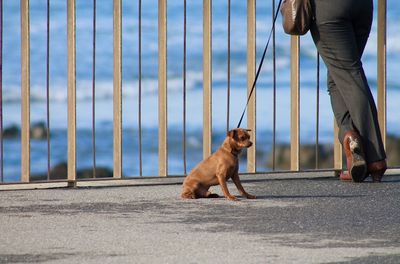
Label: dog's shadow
xmin=253 ymin=194 xmax=367 ymax=200
xmin=196 ymin=194 xmax=366 ymax=200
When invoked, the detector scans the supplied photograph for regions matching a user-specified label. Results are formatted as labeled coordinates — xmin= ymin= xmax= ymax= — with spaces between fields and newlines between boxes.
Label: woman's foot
xmin=340 ymin=160 xmax=387 ymax=183
xmin=342 ymin=131 xmax=367 ymax=182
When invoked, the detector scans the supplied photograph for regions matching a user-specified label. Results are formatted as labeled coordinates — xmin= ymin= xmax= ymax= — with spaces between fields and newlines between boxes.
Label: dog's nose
xmin=247 ymin=141 xmax=253 ymax=147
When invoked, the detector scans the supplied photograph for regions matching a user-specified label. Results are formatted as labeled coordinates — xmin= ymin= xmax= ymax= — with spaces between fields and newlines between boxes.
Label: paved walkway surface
xmin=1 ymin=173 xmax=400 ymax=264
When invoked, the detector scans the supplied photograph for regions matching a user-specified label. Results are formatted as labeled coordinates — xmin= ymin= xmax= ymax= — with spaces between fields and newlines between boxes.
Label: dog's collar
xmin=222 ymin=140 xmax=241 ymax=158
xmin=224 ymin=145 xmax=240 ymax=157
xmin=230 ymin=149 xmax=241 ymax=157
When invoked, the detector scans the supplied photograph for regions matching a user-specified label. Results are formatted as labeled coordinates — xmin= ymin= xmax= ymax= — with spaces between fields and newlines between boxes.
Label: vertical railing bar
xmin=21 ymin=0 xmax=30 ymax=183
xmin=138 ymin=0 xmax=143 ymax=176
xmin=183 ymin=0 xmax=187 ymax=175
xmin=290 ymin=36 xmax=300 ymax=171
xmin=315 ymin=53 xmax=320 ymax=169
xmin=158 ymin=0 xmax=168 ymax=176
xmin=113 ymin=0 xmax=122 ymax=178
xmin=203 ymin=0 xmax=212 ymax=159
xmin=247 ymin=0 xmax=256 ymax=173
xmin=272 ymin=0 xmax=276 ymax=171
xmin=333 ymin=121 xmax=342 ymax=174
xmin=226 ymin=0 xmax=230 ymax=133
xmin=92 ymin=0 xmax=97 ymax=178
xmin=377 ymin=0 xmax=387 ymax=149
xmin=46 ymin=0 xmax=51 ymax=181
xmin=0 ymin=0 xmax=3 ymax=182
xmin=67 ymin=0 xmax=76 ymax=184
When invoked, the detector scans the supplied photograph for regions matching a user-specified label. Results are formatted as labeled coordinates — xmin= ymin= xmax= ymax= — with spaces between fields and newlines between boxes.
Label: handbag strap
xmin=237 ymin=0 xmax=283 ymax=128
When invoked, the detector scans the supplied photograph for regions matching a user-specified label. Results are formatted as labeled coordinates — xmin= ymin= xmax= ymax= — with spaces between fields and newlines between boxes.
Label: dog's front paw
xmin=227 ymin=195 xmax=238 ymax=201
xmin=245 ymin=194 xmax=256 ymax=199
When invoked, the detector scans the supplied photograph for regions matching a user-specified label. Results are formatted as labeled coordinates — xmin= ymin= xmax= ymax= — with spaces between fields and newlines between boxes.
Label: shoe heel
xmin=368 ymin=160 xmax=387 ymax=183
xmin=343 ymin=131 xmax=367 ymax=183
xmin=350 ymin=162 xmax=367 ymax=182
xmin=371 ymin=169 xmax=385 ymax=182
xmin=349 ymin=140 xmax=367 ymax=182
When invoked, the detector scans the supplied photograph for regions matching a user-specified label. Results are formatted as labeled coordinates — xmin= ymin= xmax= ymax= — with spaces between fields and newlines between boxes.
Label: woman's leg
xmin=326 ymin=72 xmax=354 ymax=145
xmin=310 ymin=0 xmax=386 ymax=164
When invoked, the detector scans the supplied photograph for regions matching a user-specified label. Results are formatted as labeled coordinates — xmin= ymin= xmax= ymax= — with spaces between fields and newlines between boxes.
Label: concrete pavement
xmin=0 ymin=173 xmax=400 ymax=263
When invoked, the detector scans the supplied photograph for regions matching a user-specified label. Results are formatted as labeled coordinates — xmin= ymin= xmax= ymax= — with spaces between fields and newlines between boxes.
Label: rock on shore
xmin=266 ymin=134 xmax=400 ymax=170
xmin=266 ymin=143 xmax=335 ymax=170
xmin=31 ymin=162 xmax=114 ymax=181
xmin=2 ymin=123 xmax=48 ymax=140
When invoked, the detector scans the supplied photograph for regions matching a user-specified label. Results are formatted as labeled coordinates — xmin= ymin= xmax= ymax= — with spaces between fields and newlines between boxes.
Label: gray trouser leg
xmin=310 ymin=0 xmax=386 ymax=163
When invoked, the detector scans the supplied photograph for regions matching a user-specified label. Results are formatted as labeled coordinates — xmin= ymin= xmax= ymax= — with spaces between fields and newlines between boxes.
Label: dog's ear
xmin=227 ymin=129 xmax=237 ymax=139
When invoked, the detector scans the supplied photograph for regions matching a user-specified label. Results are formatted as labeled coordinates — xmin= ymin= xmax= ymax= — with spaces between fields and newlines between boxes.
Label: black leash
xmin=237 ymin=0 xmax=283 ymax=128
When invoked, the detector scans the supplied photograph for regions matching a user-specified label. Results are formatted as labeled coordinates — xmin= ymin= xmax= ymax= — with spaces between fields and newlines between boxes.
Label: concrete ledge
xmin=1 ymin=168 xmax=399 ymax=191
xmin=0 ymin=181 xmax=69 ymax=191
xmin=0 ymin=171 xmax=333 ymax=191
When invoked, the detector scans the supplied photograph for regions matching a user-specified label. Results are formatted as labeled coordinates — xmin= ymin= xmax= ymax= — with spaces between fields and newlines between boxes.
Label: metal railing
xmin=0 ymin=0 xmax=393 ymax=185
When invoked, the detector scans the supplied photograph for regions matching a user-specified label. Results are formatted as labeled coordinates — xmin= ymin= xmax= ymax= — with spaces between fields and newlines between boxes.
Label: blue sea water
xmin=1 ymin=0 xmax=400 ymax=181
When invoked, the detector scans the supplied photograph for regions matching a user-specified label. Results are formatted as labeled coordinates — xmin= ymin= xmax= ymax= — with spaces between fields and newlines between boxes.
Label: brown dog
xmin=181 ymin=128 xmax=256 ymax=201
